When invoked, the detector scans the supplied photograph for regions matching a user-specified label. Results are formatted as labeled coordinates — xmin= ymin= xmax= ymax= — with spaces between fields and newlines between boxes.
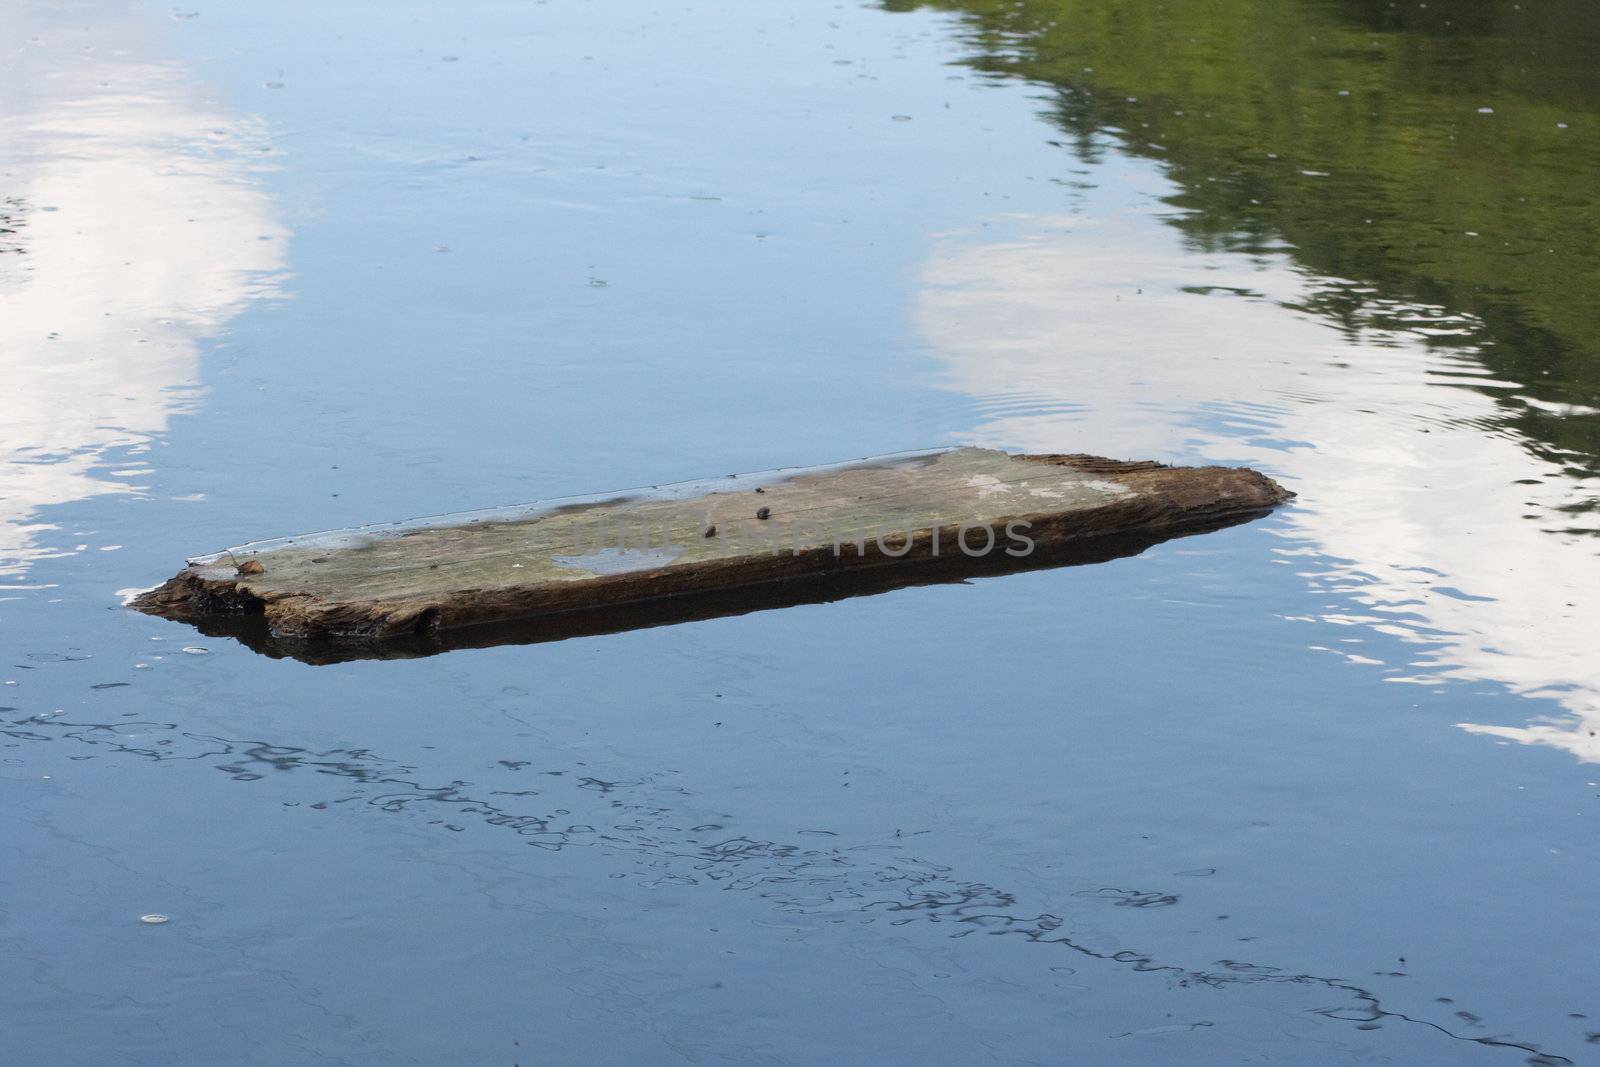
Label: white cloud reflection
xmin=0 ymin=7 xmax=287 ymax=580
xmin=917 ymin=202 xmax=1600 ymax=761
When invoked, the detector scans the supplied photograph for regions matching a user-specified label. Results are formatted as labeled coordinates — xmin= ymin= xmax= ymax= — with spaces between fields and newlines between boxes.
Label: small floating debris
xmin=180 ymin=646 xmax=210 ymax=655
xmin=139 ymin=914 xmax=169 ymax=925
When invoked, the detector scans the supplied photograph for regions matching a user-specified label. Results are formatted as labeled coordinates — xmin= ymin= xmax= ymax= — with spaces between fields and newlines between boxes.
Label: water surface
xmin=3 ymin=1 xmax=1598 ymax=1063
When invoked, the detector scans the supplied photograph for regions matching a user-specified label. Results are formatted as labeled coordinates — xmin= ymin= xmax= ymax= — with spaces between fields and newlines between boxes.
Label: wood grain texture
xmin=131 ymin=448 xmax=1291 ymax=661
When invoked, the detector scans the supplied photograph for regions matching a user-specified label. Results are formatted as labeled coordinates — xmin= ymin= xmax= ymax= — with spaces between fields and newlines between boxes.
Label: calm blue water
xmin=3 ymin=2 xmax=1597 ymax=1064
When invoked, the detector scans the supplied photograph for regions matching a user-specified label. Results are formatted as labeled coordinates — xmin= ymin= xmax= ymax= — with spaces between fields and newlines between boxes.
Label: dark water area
xmin=2 ymin=1 xmax=1597 ymax=1063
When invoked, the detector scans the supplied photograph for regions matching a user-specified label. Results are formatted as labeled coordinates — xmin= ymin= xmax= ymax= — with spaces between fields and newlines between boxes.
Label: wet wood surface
xmin=132 ymin=448 xmax=1291 ymax=662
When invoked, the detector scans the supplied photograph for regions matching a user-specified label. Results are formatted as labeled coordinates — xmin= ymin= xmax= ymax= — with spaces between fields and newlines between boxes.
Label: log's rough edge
xmin=131 ymin=454 xmax=1292 ymax=659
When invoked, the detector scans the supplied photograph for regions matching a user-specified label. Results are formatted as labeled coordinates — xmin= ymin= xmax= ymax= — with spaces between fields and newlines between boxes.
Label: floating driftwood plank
xmin=132 ymin=448 xmax=1290 ymax=661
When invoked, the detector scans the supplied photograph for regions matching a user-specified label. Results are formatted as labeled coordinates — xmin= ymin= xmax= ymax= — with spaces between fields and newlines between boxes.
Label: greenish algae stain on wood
xmin=132 ymin=448 xmax=1291 ymax=660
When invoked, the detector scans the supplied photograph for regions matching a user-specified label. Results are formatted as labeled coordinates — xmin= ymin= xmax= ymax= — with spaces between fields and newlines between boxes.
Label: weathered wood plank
xmin=132 ymin=448 xmax=1290 ymax=661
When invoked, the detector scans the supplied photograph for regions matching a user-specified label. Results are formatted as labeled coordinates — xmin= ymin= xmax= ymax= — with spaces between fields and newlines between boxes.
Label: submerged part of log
xmin=131 ymin=448 xmax=1292 ymax=663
